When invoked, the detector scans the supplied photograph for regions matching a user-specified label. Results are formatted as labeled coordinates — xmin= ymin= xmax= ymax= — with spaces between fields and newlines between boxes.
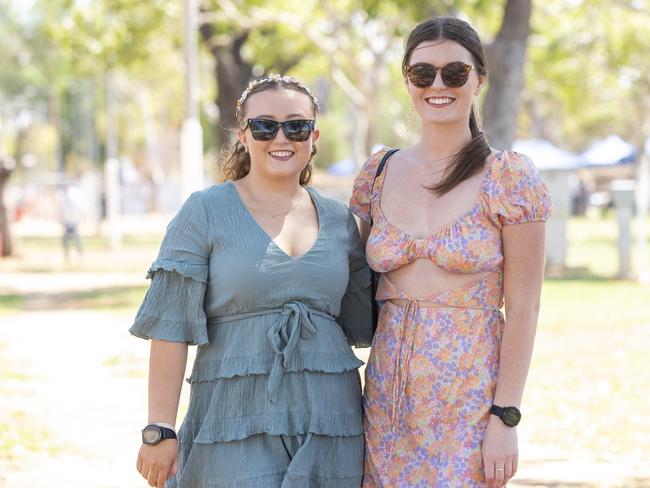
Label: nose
xmin=430 ymin=68 xmax=446 ymax=89
xmin=273 ymin=125 xmax=290 ymax=144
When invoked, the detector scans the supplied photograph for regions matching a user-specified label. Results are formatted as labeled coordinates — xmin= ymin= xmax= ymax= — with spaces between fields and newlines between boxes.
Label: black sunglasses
xmin=244 ymin=118 xmax=315 ymax=142
xmin=405 ymin=62 xmax=473 ymax=89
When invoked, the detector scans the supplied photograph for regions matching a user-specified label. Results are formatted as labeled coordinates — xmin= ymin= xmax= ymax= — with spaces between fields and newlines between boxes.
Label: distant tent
xmin=511 ymin=139 xmax=582 ymax=171
xmin=580 ymin=135 xmax=637 ymax=167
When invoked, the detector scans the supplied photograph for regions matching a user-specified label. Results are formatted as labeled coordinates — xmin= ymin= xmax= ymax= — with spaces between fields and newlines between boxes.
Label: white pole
xmin=636 ymin=148 xmax=650 ymax=284
xmin=180 ymin=0 xmax=204 ymax=201
xmin=105 ymin=74 xmax=122 ymax=250
xmin=611 ymin=180 xmax=636 ymax=279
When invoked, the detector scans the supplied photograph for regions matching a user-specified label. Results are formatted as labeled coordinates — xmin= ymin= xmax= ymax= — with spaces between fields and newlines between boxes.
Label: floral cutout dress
xmin=350 ymin=149 xmax=551 ymax=487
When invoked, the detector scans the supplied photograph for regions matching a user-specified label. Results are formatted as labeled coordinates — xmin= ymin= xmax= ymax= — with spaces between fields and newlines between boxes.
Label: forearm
xmin=148 ymin=339 xmax=188 ymax=427
xmin=493 ymin=305 xmax=539 ymax=408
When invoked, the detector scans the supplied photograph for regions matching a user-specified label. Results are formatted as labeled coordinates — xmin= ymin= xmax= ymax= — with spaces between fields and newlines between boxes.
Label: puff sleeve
xmin=337 ymin=211 xmax=373 ymax=348
xmin=129 ymin=191 xmax=211 ymax=345
xmin=349 ymin=149 xmax=388 ymax=224
xmin=487 ymin=151 xmax=552 ymax=225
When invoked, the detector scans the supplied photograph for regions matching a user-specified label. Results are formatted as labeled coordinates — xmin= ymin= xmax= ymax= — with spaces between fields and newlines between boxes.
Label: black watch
xmin=141 ymin=424 xmax=177 ymax=446
xmin=489 ymin=405 xmax=521 ymax=427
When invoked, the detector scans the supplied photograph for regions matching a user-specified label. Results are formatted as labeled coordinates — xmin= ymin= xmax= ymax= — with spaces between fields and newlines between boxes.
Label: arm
xmin=137 ymin=340 xmax=188 ymax=488
xmin=131 ymin=192 xmax=211 ymax=487
xmin=338 ymin=212 xmax=373 ymax=347
xmin=482 ymin=221 xmax=545 ymax=487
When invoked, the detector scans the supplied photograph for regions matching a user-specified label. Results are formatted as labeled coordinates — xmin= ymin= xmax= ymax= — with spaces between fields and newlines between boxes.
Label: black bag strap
xmin=369 ymin=148 xmax=399 ymax=225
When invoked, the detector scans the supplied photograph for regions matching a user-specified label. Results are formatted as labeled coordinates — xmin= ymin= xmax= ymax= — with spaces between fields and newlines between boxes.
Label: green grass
xmin=0 ymin=411 xmax=61 ymax=459
xmin=102 ymin=353 xmax=147 ymax=378
xmin=0 ymin=287 xmax=147 ymax=313
xmin=0 ymin=232 xmax=163 ymax=273
xmin=0 ymin=294 xmax=23 ymax=315
xmin=525 ymin=278 xmax=650 ymax=461
xmin=64 ymin=286 xmax=148 ymax=311
xmin=540 ymin=279 xmax=649 ymax=331
xmin=565 ymin=214 xmax=650 ymax=277
xmin=0 ymin=342 xmax=29 ymax=384
xmin=18 ymin=234 xmax=163 ymax=251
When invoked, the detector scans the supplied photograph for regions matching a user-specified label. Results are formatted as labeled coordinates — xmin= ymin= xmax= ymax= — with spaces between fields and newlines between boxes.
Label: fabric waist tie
xmin=208 ymin=302 xmax=334 ymax=402
xmin=391 ymin=299 xmax=419 ymax=430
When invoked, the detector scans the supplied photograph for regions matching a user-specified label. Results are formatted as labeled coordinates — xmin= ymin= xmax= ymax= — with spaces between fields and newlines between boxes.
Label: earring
xmin=406 ymin=106 xmax=414 ymax=134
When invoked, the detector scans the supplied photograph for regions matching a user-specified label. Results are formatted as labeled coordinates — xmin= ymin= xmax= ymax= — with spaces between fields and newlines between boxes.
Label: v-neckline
xmin=228 ymin=181 xmax=322 ymax=260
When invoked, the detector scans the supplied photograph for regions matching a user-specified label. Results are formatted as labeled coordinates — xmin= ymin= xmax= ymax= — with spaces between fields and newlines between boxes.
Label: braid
xmin=235 ymin=74 xmax=320 ymax=126
xmin=220 ymin=74 xmax=320 ymax=184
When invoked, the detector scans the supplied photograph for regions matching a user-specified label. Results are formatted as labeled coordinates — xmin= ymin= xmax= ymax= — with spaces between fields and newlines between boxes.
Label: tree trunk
xmin=199 ymin=18 xmax=253 ymax=148
xmin=0 ymin=162 xmax=14 ymax=257
xmin=482 ymin=0 xmax=532 ymax=150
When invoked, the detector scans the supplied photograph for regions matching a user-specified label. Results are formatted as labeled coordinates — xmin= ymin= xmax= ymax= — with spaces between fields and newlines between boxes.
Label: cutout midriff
xmin=384 ymin=258 xmax=492 ymax=299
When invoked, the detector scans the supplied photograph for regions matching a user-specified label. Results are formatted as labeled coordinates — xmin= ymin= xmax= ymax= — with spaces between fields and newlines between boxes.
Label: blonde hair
xmin=219 ymin=74 xmax=320 ymax=185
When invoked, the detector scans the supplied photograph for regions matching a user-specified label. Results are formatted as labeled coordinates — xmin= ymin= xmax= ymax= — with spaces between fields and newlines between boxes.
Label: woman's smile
xmin=268 ymin=150 xmax=295 ymax=161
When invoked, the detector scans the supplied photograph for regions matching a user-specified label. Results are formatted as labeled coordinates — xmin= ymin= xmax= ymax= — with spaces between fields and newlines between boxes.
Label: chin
xmin=265 ymin=167 xmax=304 ymax=181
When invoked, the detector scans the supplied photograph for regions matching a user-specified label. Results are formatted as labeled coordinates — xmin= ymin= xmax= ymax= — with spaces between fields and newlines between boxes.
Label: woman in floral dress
xmin=350 ymin=18 xmax=551 ymax=487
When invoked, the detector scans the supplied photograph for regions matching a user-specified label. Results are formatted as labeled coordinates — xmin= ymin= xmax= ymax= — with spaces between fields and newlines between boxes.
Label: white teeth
xmin=427 ymin=97 xmax=453 ymax=105
xmin=269 ymin=151 xmax=293 ymax=157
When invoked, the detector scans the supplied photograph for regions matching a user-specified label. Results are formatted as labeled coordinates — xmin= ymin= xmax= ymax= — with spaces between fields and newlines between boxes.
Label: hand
xmin=481 ymin=416 xmax=518 ymax=487
xmin=136 ymin=439 xmax=179 ymax=488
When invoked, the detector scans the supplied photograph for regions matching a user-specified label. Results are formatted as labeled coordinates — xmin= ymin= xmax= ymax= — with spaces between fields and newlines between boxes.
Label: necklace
xmin=240 ymin=180 xmax=304 ymax=219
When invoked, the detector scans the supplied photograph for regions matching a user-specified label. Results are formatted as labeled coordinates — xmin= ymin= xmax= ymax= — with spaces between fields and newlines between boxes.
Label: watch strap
xmin=158 ymin=426 xmax=177 ymax=441
xmin=489 ymin=405 xmax=505 ymax=418
xmin=153 ymin=422 xmax=176 ymax=435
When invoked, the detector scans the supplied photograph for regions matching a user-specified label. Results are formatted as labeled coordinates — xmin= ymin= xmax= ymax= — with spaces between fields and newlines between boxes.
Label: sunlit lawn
xmin=523 ymin=213 xmax=650 ymax=465
xmin=0 ymin=343 xmax=60 ymax=461
xmin=527 ymin=280 xmax=649 ymax=461
xmin=0 ymin=232 xmax=164 ymax=274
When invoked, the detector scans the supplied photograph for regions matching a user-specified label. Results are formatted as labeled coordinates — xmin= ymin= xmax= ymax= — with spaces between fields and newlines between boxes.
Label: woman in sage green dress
xmin=130 ymin=75 xmax=373 ymax=488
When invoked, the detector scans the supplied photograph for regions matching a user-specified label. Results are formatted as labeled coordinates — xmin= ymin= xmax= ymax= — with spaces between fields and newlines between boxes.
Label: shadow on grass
xmin=2 ymin=286 xmax=147 ymax=312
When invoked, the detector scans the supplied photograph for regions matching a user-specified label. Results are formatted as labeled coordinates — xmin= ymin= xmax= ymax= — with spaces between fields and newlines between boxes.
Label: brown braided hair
xmin=219 ymin=74 xmax=320 ymax=185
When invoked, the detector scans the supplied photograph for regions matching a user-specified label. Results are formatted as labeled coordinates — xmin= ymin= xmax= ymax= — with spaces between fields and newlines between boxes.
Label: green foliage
xmin=3 ymin=0 xmax=650 ymax=177
xmin=523 ymin=0 xmax=650 ymax=148
xmin=41 ymin=0 xmax=179 ymax=75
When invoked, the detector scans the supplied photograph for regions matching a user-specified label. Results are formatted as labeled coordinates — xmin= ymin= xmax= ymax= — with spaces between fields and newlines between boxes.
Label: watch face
xmin=502 ymin=407 xmax=521 ymax=427
xmin=142 ymin=425 xmax=162 ymax=445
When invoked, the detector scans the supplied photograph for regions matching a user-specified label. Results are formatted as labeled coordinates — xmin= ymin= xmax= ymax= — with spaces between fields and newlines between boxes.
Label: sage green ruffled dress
xmin=130 ymin=181 xmax=373 ymax=488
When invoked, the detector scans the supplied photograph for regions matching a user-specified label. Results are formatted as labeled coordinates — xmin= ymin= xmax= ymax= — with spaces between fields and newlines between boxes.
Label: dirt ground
xmin=1 ymin=271 xmax=649 ymax=488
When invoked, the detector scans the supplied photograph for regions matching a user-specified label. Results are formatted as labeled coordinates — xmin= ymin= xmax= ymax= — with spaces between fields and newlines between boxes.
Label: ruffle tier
xmin=181 ymin=370 xmax=363 ymax=444
xmin=130 ymin=264 xmax=209 ymax=345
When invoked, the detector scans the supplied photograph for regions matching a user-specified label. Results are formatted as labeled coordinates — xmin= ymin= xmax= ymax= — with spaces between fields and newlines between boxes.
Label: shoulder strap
xmin=369 ymin=148 xmax=399 ymax=225
xmin=374 ymin=148 xmax=399 ymax=182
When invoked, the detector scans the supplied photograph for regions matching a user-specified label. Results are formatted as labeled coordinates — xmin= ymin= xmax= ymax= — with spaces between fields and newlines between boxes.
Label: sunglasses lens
xmin=440 ymin=62 xmax=471 ymax=88
xmin=248 ymin=119 xmax=278 ymax=140
xmin=408 ymin=64 xmax=436 ymax=88
xmin=283 ymin=120 xmax=313 ymax=141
